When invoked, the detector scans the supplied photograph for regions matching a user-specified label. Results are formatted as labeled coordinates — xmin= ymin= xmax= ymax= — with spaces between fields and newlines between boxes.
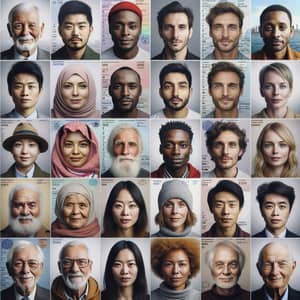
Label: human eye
xmin=279 ymin=142 xmax=288 ymax=149
xmin=112 ymin=23 xmax=122 ymax=30
xmin=13 ymin=23 xmax=23 ymax=30
xmin=64 ymin=24 xmax=73 ymax=30
xmin=28 ymin=202 xmax=37 ymax=209
xmin=113 ymin=202 xmax=123 ymax=209
xmin=29 ymin=23 xmax=37 ymax=30
xmin=62 ymin=258 xmax=72 ymax=268
xmin=64 ymin=202 xmax=74 ymax=208
xmin=213 ymin=24 xmax=223 ymax=30
xmin=229 ymin=24 xmax=238 ymax=31
xmin=229 ymin=261 xmax=238 ymax=269
xmin=263 ymin=83 xmax=273 ymax=90
xmin=79 ymin=24 xmax=88 ymax=30
xmin=278 ymin=261 xmax=289 ymax=268
xmin=128 ymin=83 xmax=138 ymax=90
xmin=63 ymin=82 xmax=73 ymax=89
xmin=29 ymin=142 xmax=37 ymax=147
xmin=228 ymin=142 xmax=237 ymax=148
xmin=128 ymin=141 xmax=137 ymax=147
xmin=128 ymin=261 xmax=137 ymax=267
xmin=279 ymin=204 xmax=287 ymax=209
xmin=263 ymin=24 xmax=273 ymax=32
xmin=212 ymin=83 xmax=222 ymax=89
xmin=163 ymin=83 xmax=172 ymax=90
xmin=79 ymin=202 xmax=88 ymax=209
xmin=179 ymin=201 xmax=186 ymax=207
xmin=228 ymin=83 xmax=238 ymax=89
xmin=179 ymin=142 xmax=188 ymax=149
xmin=179 ymin=83 xmax=188 ymax=89
xmin=13 ymin=142 xmax=22 ymax=148
xmin=213 ymin=141 xmax=223 ymax=149
xmin=263 ymin=142 xmax=272 ymax=149
xmin=129 ymin=23 xmax=137 ymax=30
xmin=28 ymin=260 xmax=39 ymax=269
xmin=78 ymin=83 xmax=88 ymax=89
xmin=279 ymin=24 xmax=288 ymax=31
xmin=13 ymin=260 xmax=23 ymax=268
xmin=264 ymin=203 xmax=274 ymax=209
xmin=129 ymin=203 xmax=137 ymax=209
xmin=163 ymin=142 xmax=173 ymax=149
xmin=164 ymin=201 xmax=173 ymax=208
xmin=79 ymin=141 xmax=89 ymax=148
xmin=215 ymin=262 xmax=224 ymax=269
xmin=163 ymin=24 xmax=173 ymax=31
xmin=279 ymin=83 xmax=288 ymax=89
xmin=64 ymin=141 xmax=73 ymax=148
xmin=229 ymin=202 xmax=238 ymax=208
xmin=215 ymin=202 xmax=223 ymax=208
xmin=178 ymin=24 xmax=187 ymax=30
xmin=162 ymin=261 xmax=172 ymax=267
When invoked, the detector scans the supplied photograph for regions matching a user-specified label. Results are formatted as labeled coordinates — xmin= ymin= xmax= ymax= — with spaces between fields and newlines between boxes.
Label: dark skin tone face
xmin=160 ymin=129 xmax=192 ymax=177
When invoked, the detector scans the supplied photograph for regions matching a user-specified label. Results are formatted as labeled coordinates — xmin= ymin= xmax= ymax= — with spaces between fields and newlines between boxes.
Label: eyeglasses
xmin=13 ymin=259 xmax=41 ymax=270
xmin=61 ymin=258 xmax=90 ymax=268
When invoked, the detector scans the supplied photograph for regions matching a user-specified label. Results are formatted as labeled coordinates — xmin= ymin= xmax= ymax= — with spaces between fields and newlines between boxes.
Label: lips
xmin=221 ymin=218 xmax=232 ymax=223
xmin=70 ymin=157 xmax=83 ymax=162
xmin=271 ymin=39 xmax=283 ymax=47
xmin=120 ymin=218 xmax=131 ymax=224
xmin=270 ymin=219 xmax=282 ymax=223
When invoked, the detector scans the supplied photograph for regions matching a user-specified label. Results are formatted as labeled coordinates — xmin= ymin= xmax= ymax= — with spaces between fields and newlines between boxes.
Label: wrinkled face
xmin=258 ymin=243 xmax=296 ymax=292
xmin=112 ymin=189 xmax=140 ymax=231
xmin=112 ymin=129 xmax=140 ymax=158
xmin=112 ymin=249 xmax=138 ymax=288
xmin=109 ymin=10 xmax=141 ymax=52
xmin=11 ymin=245 xmax=43 ymax=295
xmin=260 ymin=11 xmax=294 ymax=54
xmin=261 ymin=193 xmax=290 ymax=234
xmin=109 ymin=69 xmax=141 ymax=113
xmin=260 ymin=71 xmax=291 ymax=111
xmin=211 ymin=245 xmax=240 ymax=289
xmin=210 ymin=130 xmax=243 ymax=171
xmin=59 ymin=14 xmax=92 ymax=50
xmin=61 ymin=74 xmax=89 ymax=110
xmin=261 ymin=130 xmax=290 ymax=170
xmin=162 ymin=198 xmax=189 ymax=232
xmin=60 ymin=245 xmax=92 ymax=291
xmin=209 ymin=71 xmax=242 ymax=113
xmin=62 ymin=131 xmax=90 ymax=167
xmin=9 ymin=9 xmax=44 ymax=54
xmin=63 ymin=194 xmax=90 ymax=229
xmin=211 ymin=191 xmax=241 ymax=230
xmin=10 ymin=73 xmax=41 ymax=113
xmin=210 ymin=13 xmax=242 ymax=54
xmin=160 ymin=129 xmax=192 ymax=171
xmin=159 ymin=13 xmax=192 ymax=54
xmin=11 ymin=138 xmax=40 ymax=170
xmin=161 ymin=249 xmax=191 ymax=290
xmin=160 ymin=72 xmax=191 ymax=111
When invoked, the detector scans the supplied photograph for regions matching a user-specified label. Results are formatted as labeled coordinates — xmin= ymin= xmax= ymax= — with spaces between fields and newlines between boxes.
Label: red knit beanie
xmin=108 ymin=1 xmax=143 ymax=21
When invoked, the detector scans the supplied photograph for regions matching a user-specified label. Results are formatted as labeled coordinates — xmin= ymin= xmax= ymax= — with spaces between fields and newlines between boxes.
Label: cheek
xmin=63 ymin=208 xmax=72 ymax=218
xmin=31 ymin=207 xmax=40 ymax=217
xmin=62 ymin=147 xmax=71 ymax=158
xmin=11 ymin=208 xmax=20 ymax=218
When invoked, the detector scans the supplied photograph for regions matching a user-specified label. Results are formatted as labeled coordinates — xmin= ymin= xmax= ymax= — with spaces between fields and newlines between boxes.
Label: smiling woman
xmin=51 ymin=64 xmax=100 ymax=118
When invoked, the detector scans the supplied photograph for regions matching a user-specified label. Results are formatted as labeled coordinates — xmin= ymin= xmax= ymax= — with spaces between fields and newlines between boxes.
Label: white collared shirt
xmin=10 ymin=109 xmax=38 ymax=120
xmin=265 ymin=228 xmax=287 ymax=238
xmin=15 ymin=164 xmax=35 ymax=178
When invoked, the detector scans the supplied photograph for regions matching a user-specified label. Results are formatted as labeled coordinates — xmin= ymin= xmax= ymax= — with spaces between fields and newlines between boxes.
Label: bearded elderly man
xmin=51 ymin=241 xmax=100 ymax=300
xmin=202 ymin=240 xmax=250 ymax=300
xmin=1 ymin=183 xmax=49 ymax=237
xmin=102 ymin=123 xmax=149 ymax=178
xmin=1 ymin=240 xmax=50 ymax=300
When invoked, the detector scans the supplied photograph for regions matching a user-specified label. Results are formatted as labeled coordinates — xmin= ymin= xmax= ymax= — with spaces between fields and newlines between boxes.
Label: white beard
xmin=10 ymin=215 xmax=42 ymax=237
xmin=110 ymin=155 xmax=141 ymax=177
xmin=63 ymin=271 xmax=88 ymax=291
xmin=15 ymin=34 xmax=38 ymax=52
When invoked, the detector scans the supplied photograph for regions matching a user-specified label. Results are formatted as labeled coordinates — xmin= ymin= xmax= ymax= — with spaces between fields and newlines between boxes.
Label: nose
xmin=21 ymin=23 xmax=30 ymax=35
xmin=222 ymin=85 xmax=228 ymax=97
xmin=121 ymin=25 xmax=129 ymax=35
xmin=172 ymin=85 xmax=179 ymax=97
xmin=273 ymin=85 xmax=280 ymax=95
xmin=272 ymin=205 xmax=279 ymax=216
xmin=72 ymin=144 xmax=80 ymax=154
xmin=21 ymin=204 xmax=30 ymax=215
xmin=222 ymin=26 xmax=229 ymax=38
xmin=121 ymin=264 xmax=129 ymax=274
xmin=72 ymin=25 xmax=80 ymax=35
xmin=21 ymin=85 xmax=29 ymax=96
xmin=122 ymin=85 xmax=130 ymax=96
xmin=273 ymin=26 xmax=281 ymax=38
xmin=71 ymin=260 xmax=80 ymax=272
xmin=22 ymin=261 xmax=31 ymax=273
xmin=72 ymin=85 xmax=79 ymax=96
xmin=172 ymin=144 xmax=180 ymax=155
xmin=222 ymin=144 xmax=229 ymax=155
xmin=72 ymin=204 xmax=80 ymax=214
xmin=121 ymin=143 xmax=129 ymax=155
xmin=121 ymin=205 xmax=129 ymax=216
xmin=272 ymin=144 xmax=279 ymax=154
xmin=172 ymin=263 xmax=180 ymax=274
xmin=270 ymin=262 xmax=280 ymax=275
xmin=21 ymin=143 xmax=29 ymax=154
xmin=223 ymin=264 xmax=230 ymax=275
xmin=222 ymin=204 xmax=230 ymax=215
xmin=171 ymin=204 xmax=178 ymax=214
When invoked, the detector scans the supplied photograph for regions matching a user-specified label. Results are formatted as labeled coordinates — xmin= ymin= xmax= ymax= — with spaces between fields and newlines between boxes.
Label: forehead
xmin=213 ymin=245 xmax=238 ymax=261
xmin=110 ymin=10 xmax=141 ymax=23
xmin=115 ymin=248 xmax=136 ymax=261
xmin=264 ymin=193 xmax=289 ymax=204
xmin=64 ymin=193 xmax=89 ymax=203
xmin=62 ymin=245 xmax=88 ymax=258
xmin=263 ymin=130 xmax=283 ymax=142
xmin=214 ymin=191 xmax=239 ymax=202
xmin=212 ymin=71 xmax=240 ymax=84
xmin=163 ymin=12 xmax=189 ymax=25
xmin=65 ymin=131 xmax=87 ymax=141
xmin=262 ymin=244 xmax=290 ymax=260
xmin=214 ymin=130 xmax=240 ymax=142
xmin=163 ymin=248 xmax=189 ymax=260
xmin=115 ymin=188 xmax=135 ymax=203
xmin=163 ymin=129 xmax=190 ymax=142
xmin=13 ymin=138 xmax=38 ymax=144
xmin=263 ymin=71 xmax=287 ymax=83
xmin=114 ymin=128 xmax=139 ymax=141
xmin=13 ymin=245 xmax=39 ymax=259
xmin=111 ymin=69 xmax=140 ymax=83
xmin=12 ymin=9 xmax=39 ymax=22
xmin=212 ymin=13 xmax=240 ymax=25
xmin=262 ymin=10 xmax=291 ymax=25
xmin=162 ymin=72 xmax=189 ymax=83
xmin=13 ymin=188 xmax=39 ymax=201
xmin=62 ymin=13 xmax=89 ymax=23
xmin=13 ymin=73 xmax=39 ymax=82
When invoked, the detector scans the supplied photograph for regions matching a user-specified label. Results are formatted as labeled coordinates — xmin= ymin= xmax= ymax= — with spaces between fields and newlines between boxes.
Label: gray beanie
xmin=158 ymin=180 xmax=193 ymax=210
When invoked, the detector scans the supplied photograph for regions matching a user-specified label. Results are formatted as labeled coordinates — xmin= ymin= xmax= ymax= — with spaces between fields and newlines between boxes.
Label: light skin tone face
xmin=109 ymin=69 xmax=142 ymax=113
xmin=59 ymin=14 xmax=93 ymax=58
xmin=261 ymin=193 xmax=291 ymax=236
xmin=260 ymin=71 xmax=291 ymax=118
xmin=63 ymin=194 xmax=90 ymax=229
xmin=112 ymin=189 xmax=140 ymax=236
xmin=10 ymin=73 xmax=41 ymax=117
xmin=62 ymin=131 xmax=90 ymax=167
xmin=260 ymin=11 xmax=294 ymax=59
xmin=61 ymin=74 xmax=89 ymax=110
xmin=112 ymin=249 xmax=138 ymax=289
xmin=109 ymin=11 xmax=141 ymax=59
xmin=161 ymin=249 xmax=191 ymax=290
xmin=163 ymin=198 xmax=189 ymax=232
xmin=11 ymin=188 xmax=40 ymax=225
xmin=159 ymin=13 xmax=192 ymax=59
xmin=211 ymin=191 xmax=241 ymax=237
xmin=210 ymin=13 xmax=242 ymax=59
xmin=113 ymin=129 xmax=140 ymax=158
xmin=159 ymin=72 xmax=192 ymax=118
xmin=160 ymin=129 xmax=192 ymax=177
xmin=11 ymin=138 xmax=40 ymax=173
xmin=10 ymin=245 xmax=43 ymax=296
xmin=209 ymin=71 xmax=242 ymax=118
xmin=211 ymin=245 xmax=240 ymax=293
xmin=257 ymin=243 xmax=296 ymax=297
xmin=210 ymin=130 xmax=244 ymax=177
xmin=8 ymin=9 xmax=44 ymax=56
xmin=261 ymin=130 xmax=290 ymax=176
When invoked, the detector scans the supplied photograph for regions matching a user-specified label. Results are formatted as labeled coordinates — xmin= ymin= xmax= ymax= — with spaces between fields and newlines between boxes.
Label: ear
xmin=188 ymin=27 xmax=193 ymax=39
xmin=108 ymin=85 xmax=112 ymax=97
xmin=259 ymin=26 xmax=263 ymax=38
xmin=159 ymin=87 xmax=163 ymax=98
xmin=58 ymin=25 xmax=62 ymax=37
xmin=256 ymin=262 xmax=263 ymax=277
xmin=189 ymin=87 xmax=193 ymax=99
xmin=89 ymin=25 xmax=94 ymax=34
xmin=40 ymin=22 xmax=45 ymax=36
xmin=260 ymin=87 xmax=264 ymax=98
xmin=159 ymin=144 xmax=163 ymax=154
xmin=7 ymin=23 xmax=13 ymax=37
xmin=189 ymin=144 xmax=193 ymax=154
xmin=58 ymin=262 xmax=62 ymax=273
xmin=138 ymin=84 xmax=142 ymax=97
xmin=6 ymin=262 xmax=12 ymax=276
xmin=290 ymin=25 xmax=294 ymax=38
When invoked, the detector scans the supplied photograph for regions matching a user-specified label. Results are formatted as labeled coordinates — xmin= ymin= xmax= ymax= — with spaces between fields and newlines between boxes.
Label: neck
xmin=163 ymin=107 xmax=188 ymax=118
xmin=113 ymin=108 xmax=139 ymax=118
xmin=266 ymin=225 xmax=286 ymax=237
xmin=264 ymin=165 xmax=284 ymax=177
xmin=265 ymin=106 xmax=288 ymax=118
xmin=65 ymin=285 xmax=86 ymax=300
xmin=216 ymin=224 xmax=237 ymax=237
xmin=170 ymin=224 xmax=185 ymax=233
xmin=164 ymin=47 xmax=188 ymax=60
xmin=266 ymin=286 xmax=288 ymax=300
xmin=118 ymin=286 xmax=134 ymax=300
xmin=17 ymin=49 xmax=34 ymax=58
xmin=117 ymin=227 xmax=134 ymax=237
xmin=215 ymin=285 xmax=238 ymax=296
xmin=165 ymin=165 xmax=188 ymax=178
xmin=15 ymin=285 xmax=32 ymax=296
xmin=16 ymin=106 xmax=35 ymax=117
xmin=265 ymin=46 xmax=288 ymax=59
xmin=113 ymin=46 xmax=138 ymax=59
xmin=213 ymin=48 xmax=239 ymax=59
xmin=215 ymin=107 xmax=238 ymax=118
xmin=214 ymin=166 xmax=237 ymax=178
xmin=16 ymin=163 xmax=34 ymax=175
xmin=66 ymin=46 xmax=87 ymax=59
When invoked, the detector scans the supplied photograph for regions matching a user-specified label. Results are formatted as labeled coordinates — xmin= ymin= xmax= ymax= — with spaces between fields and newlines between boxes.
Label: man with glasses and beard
xmin=1 ymin=183 xmax=49 ymax=237
xmin=51 ymin=241 xmax=100 ymax=300
xmin=1 ymin=240 xmax=50 ymax=300
xmin=102 ymin=123 xmax=149 ymax=178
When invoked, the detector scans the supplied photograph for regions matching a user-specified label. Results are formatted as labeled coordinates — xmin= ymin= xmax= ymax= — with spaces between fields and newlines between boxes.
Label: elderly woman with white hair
xmin=51 ymin=182 xmax=100 ymax=237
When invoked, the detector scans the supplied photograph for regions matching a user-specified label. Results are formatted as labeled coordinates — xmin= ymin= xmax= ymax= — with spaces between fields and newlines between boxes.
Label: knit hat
xmin=158 ymin=180 xmax=193 ymax=210
xmin=108 ymin=1 xmax=143 ymax=21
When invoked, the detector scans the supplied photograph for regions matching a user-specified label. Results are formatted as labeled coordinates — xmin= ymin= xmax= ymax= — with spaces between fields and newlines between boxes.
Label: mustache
xmin=17 ymin=34 xmax=34 ymax=41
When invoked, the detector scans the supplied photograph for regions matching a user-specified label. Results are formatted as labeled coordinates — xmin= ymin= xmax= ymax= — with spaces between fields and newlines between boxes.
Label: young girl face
xmin=262 ymin=130 xmax=290 ymax=169
xmin=112 ymin=189 xmax=140 ymax=232
xmin=62 ymin=131 xmax=90 ymax=167
xmin=62 ymin=74 xmax=89 ymax=110
xmin=112 ymin=248 xmax=138 ymax=288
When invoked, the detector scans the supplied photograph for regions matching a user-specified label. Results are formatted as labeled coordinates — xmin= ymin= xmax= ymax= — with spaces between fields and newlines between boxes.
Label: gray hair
xmin=205 ymin=240 xmax=245 ymax=271
xmin=8 ymin=3 xmax=41 ymax=28
xmin=107 ymin=123 xmax=143 ymax=156
xmin=9 ymin=183 xmax=42 ymax=208
xmin=59 ymin=241 xmax=90 ymax=262
xmin=6 ymin=240 xmax=44 ymax=269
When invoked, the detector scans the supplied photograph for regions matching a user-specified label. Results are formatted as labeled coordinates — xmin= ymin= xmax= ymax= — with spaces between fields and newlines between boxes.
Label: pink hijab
xmin=51 ymin=121 xmax=100 ymax=177
xmin=52 ymin=64 xmax=100 ymax=118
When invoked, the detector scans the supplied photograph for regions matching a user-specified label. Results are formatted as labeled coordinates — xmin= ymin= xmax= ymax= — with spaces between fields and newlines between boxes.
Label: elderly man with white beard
xmin=1 ymin=240 xmax=50 ymax=300
xmin=51 ymin=241 xmax=100 ymax=300
xmin=202 ymin=240 xmax=250 ymax=300
xmin=1 ymin=183 xmax=49 ymax=237
xmin=102 ymin=123 xmax=149 ymax=178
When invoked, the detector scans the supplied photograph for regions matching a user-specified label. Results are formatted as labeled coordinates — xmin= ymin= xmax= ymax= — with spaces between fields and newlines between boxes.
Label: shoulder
xmin=188 ymin=163 xmax=201 ymax=178
xmin=187 ymin=51 xmax=200 ymax=60
xmin=0 ymin=285 xmax=15 ymax=297
xmin=151 ymin=110 xmax=165 ymax=118
xmin=252 ymin=109 xmax=266 ymax=118
xmin=37 ymin=48 xmax=50 ymax=59
xmin=51 ymin=46 xmax=68 ymax=59
xmin=136 ymin=109 xmax=150 ymax=118
xmin=253 ymin=230 xmax=266 ymax=237
xmin=35 ymin=225 xmax=50 ymax=237
xmin=152 ymin=50 xmax=164 ymax=60
xmin=252 ymin=49 xmax=265 ymax=59
xmin=288 ymin=286 xmax=300 ymax=298
xmin=204 ymin=52 xmax=215 ymax=60
xmin=101 ymin=169 xmax=113 ymax=177
xmin=138 ymin=168 xmax=150 ymax=178
xmin=251 ymin=287 xmax=265 ymax=300
xmin=187 ymin=109 xmax=201 ymax=119
xmin=36 ymin=285 xmax=50 ymax=299
xmin=34 ymin=164 xmax=50 ymax=178
xmin=135 ymin=47 xmax=150 ymax=59
xmin=101 ymin=47 xmax=118 ymax=59
xmin=1 ymin=164 xmax=16 ymax=178
xmin=1 ymin=109 xmax=16 ymax=118
xmin=1 ymin=46 xmax=15 ymax=59
xmin=236 ymin=169 xmax=250 ymax=178
xmin=0 ymin=225 xmax=14 ymax=237
xmin=151 ymin=165 xmax=164 ymax=178
xmin=84 ymin=46 xmax=100 ymax=59
xmin=237 ymin=51 xmax=249 ymax=59
xmin=286 ymin=229 xmax=300 ymax=237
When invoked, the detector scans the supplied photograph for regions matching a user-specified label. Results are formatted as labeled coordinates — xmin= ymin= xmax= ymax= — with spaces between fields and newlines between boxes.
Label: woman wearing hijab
xmin=51 ymin=121 xmax=100 ymax=177
xmin=51 ymin=182 xmax=100 ymax=237
xmin=51 ymin=64 xmax=100 ymax=118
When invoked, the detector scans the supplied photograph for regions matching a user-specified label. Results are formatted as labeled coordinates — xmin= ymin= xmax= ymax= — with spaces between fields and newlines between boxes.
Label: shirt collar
xmin=264 ymin=285 xmax=288 ymax=300
xmin=15 ymin=284 xmax=37 ymax=300
xmin=15 ymin=164 xmax=35 ymax=178
xmin=14 ymin=47 xmax=38 ymax=60
xmin=11 ymin=109 xmax=38 ymax=119
xmin=265 ymin=228 xmax=287 ymax=238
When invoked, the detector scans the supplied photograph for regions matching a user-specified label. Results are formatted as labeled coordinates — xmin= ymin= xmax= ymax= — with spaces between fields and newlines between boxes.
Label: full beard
xmin=15 ymin=35 xmax=38 ymax=52
xmin=63 ymin=271 xmax=88 ymax=291
xmin=10 ymin=215 xmax=42 ymax=237
xmin=110 ymin=155 xmax=141 ymax=177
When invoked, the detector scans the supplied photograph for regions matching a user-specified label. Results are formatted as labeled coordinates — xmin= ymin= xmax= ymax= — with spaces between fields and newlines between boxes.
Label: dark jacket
xmin=252 ymin=285 xmax=300 ymax=300
xmin=1 ymin=163 xmax=50 ymax=178
xmin=51 ymin=45 xmax=99 ymax=59
xmin=101 ymin=168 xmax=149 ymax=178
xmin=252 ymin=46 xmax=300 ymax=60
xmin=202 ymin=284 xmax=250 ymax=300
xmin=202 ymin=223 xmax=250 ymax=237
xmin=253 ymin=228 xmax=300 ymax=238
xmin=1 ymin=284 xmax=50 ymax=300
xmin=152 ymin=49 xmax=199 ymax=60
xmin=1 ymin=46 xmax=50 ymax=59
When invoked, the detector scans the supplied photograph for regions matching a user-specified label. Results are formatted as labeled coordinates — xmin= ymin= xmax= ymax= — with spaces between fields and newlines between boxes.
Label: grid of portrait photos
xmin=1 ymin=0 xmax=300 ymax=299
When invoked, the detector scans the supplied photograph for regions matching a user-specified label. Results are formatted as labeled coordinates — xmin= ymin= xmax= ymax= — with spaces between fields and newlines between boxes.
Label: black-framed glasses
xmin=61 ymin=258 xmax=90 ymax=268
